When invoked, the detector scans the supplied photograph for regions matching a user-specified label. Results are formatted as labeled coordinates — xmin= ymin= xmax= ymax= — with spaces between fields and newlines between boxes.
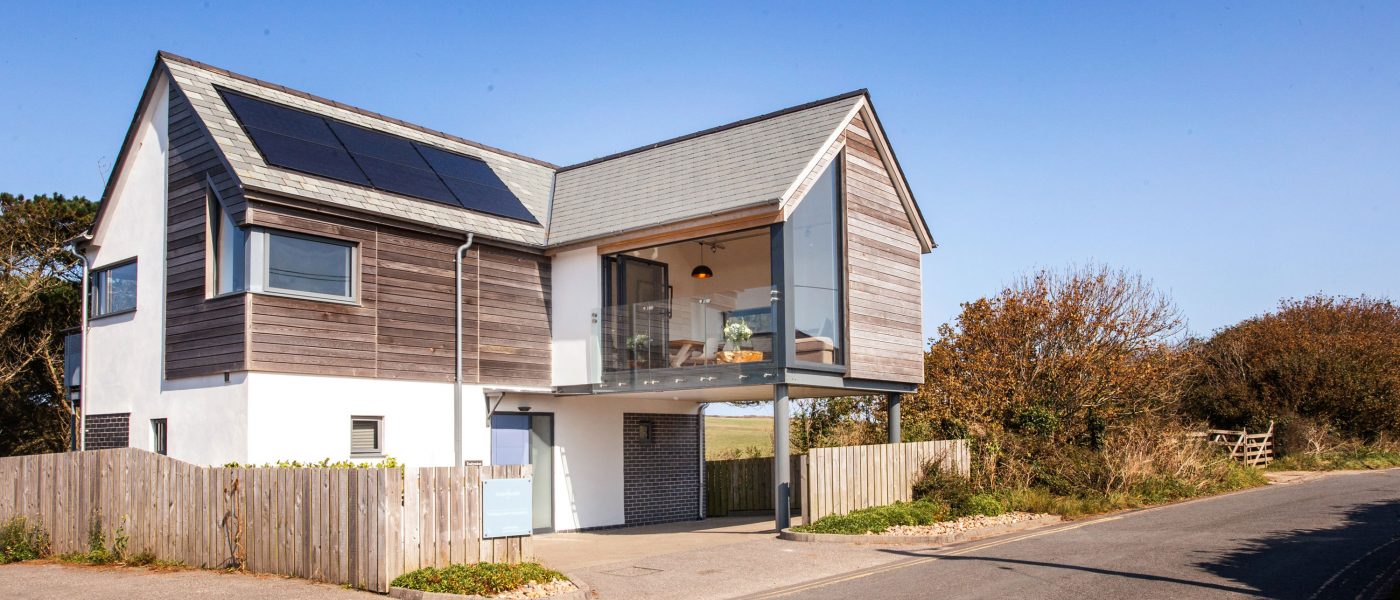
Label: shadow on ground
xmin=1194 ymin=498 xmax=1400 ymax=599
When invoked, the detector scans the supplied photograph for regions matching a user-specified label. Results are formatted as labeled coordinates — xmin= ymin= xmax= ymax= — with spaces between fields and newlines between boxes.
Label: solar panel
xmin=218 ymin=89 xmax=538 ymax=224
xmin=415 ymin=144 xmax=537 ymax=222
xmin=240 ymin=127 xmax=371 ymax=186
xmin=222 ymin=92 xmax=341 ymax=145
xmin=328 ymin=122 xmax=457 ymax=205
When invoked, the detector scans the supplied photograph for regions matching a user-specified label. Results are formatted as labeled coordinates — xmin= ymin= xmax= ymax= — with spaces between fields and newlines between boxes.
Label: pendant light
xmin=690 ymin=241 xmax=714 ymax=279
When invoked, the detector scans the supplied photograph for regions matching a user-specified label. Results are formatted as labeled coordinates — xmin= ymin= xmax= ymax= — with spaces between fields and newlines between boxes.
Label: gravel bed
xmin=884 ymin=512 xmax=1050 ymax=536
xmin=491 ymin=579 xmax=579 ymax=599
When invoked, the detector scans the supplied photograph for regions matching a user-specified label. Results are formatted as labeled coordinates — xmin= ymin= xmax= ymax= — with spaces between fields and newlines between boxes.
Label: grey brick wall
xmin=84 ymin=413 xmax=130 ymax=450
xmin=623 ymin=412 xmax=700 ymax=526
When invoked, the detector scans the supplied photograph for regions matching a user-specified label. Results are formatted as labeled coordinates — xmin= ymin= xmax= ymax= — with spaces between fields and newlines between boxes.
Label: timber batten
xmin=240 ymin=201 xmax=550 ymax=386
xmin=841 ymin=113 xmax=924 ymax=384
xmin=164 ymin=81 xmax=248 ymax=379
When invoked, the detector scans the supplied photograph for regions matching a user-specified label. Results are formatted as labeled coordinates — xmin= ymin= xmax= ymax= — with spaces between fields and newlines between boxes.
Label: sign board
xmin=482 ymin=477 xmax=532 ymax=539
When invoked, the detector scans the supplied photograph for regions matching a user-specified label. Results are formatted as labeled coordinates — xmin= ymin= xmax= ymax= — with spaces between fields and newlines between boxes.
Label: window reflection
xmin=790 ymin=162 xmax=843 ymax=365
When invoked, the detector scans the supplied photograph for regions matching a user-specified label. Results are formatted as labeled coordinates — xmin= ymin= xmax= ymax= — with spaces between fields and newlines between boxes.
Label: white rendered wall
xmin=494 ymin=394 xmax=699 ymax=531
xmin=549 ymin=246 xmax=600 ymax=386
xmin=243 ymin=373 xmax=490 ymax=468
xmin=126 ymin=374 xmax=250 ymax=466
xmin=83 ymin=77 xmax=169 ymax=424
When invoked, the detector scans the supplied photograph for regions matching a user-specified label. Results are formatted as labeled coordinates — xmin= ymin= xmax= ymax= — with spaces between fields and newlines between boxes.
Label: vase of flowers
xmin=625 ymin=334 xmax=651 ymax=369
xmin=722 ymin=319 xmax=753 ymax=353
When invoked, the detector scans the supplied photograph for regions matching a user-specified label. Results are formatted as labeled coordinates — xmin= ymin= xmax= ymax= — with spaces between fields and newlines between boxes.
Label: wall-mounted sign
xmin=482 ymin=477 xmax=533 ymax=539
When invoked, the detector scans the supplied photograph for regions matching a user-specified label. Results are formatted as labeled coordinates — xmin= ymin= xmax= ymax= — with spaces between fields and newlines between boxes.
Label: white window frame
xmin=89 ymin=258 xmax=138 ymax=319
xmin=350 ymin=416 xmax=384 ymax=457
xmin=249 ymin=229 xmax=358 ymax=304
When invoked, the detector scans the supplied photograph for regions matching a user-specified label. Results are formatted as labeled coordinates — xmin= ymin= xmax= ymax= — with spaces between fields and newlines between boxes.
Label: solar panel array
xmin=219 ymin=89 xmax=538 ymax=224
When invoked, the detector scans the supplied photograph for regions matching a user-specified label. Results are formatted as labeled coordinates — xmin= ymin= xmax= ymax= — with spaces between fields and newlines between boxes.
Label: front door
xmin=491 ymin=413 xmax=554 ymax=532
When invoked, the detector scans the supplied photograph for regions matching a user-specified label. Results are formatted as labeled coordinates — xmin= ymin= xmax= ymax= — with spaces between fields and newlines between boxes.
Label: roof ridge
xmin=156 ymin=50 xmax=560 ymax=170
xmin=556 ymin=89 xmax=869 ymax=173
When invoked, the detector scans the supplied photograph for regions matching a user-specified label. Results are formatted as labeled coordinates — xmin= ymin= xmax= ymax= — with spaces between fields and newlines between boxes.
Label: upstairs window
xmin=206 ymin=180 xmax=356 ymax=303
xmin=208 ymin=185 xmax=248 ymax=295
xmin=257 ymin=230 xmax=355 ymax=301
xmin=90 ymin=259 xmax=138 ymax=318
xmin=790 ymin=159 xmax=844 ymax=365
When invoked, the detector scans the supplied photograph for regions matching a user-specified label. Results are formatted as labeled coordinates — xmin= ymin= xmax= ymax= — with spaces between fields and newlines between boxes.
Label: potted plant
xmin=625 ymin=334 xmax=652 ymax=369
xmin=722 ymin=319 xmax=753 ymax=355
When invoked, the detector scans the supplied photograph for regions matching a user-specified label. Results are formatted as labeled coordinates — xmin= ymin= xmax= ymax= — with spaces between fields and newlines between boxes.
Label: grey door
xmin=491 ymin=413 xmax=554 ymax=532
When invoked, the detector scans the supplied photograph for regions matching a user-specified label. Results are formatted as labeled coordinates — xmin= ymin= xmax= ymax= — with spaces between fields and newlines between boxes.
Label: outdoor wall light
xmin=638 ymin=420 xmax=653 ymax=442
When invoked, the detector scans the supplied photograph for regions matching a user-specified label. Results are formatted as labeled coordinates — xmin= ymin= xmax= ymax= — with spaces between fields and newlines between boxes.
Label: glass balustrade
xmin=590 ymin=285 xmax=778 ymax=390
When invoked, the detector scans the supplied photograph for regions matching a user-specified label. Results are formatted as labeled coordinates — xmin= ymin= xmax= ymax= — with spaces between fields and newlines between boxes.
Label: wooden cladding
xmin=243 ymin=201 xmax=552 ymax=387
xmin=165 ymin=84 xmax=247 ymax=379
xmin=841 ymin=113 xmax=925 ymax=384
xmin=162 ymin=80 xmax=550 ymax=388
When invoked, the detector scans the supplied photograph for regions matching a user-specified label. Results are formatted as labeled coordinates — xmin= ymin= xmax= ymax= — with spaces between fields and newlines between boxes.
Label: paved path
xmin=747 ymin=469 xmax=1400 ymax=599
xmin=0 ymin=562 xmax=378 ymax=600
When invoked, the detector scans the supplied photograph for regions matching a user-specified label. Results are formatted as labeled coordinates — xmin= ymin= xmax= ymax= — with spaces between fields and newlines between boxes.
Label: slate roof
xmin=146 ymin=53 xmax=900 ymax=250
xmin=547 ymin=92 xmax=864 ymax=246
xmin=160 ymin=53 xmax=556 ymax=246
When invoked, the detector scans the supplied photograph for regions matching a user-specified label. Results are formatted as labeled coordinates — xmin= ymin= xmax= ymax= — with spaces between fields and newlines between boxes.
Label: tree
xmin=908 ymin=264 xmax=1188 ymax=446
xmin=0 ymin=193 xmax=96 ymax=455
xmin=1182 ymin=295 xmax=1400 ymax=450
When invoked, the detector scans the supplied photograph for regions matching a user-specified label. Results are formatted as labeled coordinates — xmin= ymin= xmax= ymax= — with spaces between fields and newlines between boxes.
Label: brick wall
xmin=84 ymin=413 xmax=130 ymax=450
xmin=623 ymin=412 xmax=700 ymax=526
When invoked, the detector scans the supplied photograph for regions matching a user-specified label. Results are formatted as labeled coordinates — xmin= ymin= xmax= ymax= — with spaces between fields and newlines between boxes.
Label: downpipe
xmin=454 ymin=233 xmax=475 ymax=466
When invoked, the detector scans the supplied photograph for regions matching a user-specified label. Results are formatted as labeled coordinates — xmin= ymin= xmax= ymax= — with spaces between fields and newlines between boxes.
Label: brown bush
xmin=1182 ymin=295 xmax=1400 ymax=450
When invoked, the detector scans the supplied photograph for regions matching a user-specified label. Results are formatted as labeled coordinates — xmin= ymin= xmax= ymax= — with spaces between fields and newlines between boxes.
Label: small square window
xmin=151 ymin=419 xmax=168 ymax=456
xmin=351 ymin=417 xmax=382 ymax=456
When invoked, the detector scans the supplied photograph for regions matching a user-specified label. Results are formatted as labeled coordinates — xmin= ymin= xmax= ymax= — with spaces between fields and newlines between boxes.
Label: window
xmin=89 ymin=260 xmax=138 ymax=318
xmin=351 ymin=417 xmax=382 ymax=456
xmin=255 ymin=230 xmax=355 ymax=301
xmin=151 ymin=419 xmax=168 ymax=455
xmin=790 ymin=159 xmax=844 ymax=365
xmin=208 ymin=186 xmax=247 ymax=295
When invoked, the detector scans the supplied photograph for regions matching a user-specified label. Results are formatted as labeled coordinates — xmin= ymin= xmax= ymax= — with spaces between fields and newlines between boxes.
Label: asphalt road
xmin=753 ymin=469 xmax=1400 ymax=600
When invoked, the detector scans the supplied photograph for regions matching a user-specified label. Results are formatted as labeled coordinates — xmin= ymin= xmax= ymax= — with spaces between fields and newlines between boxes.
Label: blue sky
xmin=4 ymin=2 xmax=1397 ymax=362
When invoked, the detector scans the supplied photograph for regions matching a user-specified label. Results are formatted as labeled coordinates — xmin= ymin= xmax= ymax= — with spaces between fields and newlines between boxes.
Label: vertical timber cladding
xmin=165 ymin=83 xmax=248 ymax=379
xmin=623 ymin=413 xmax=701 ymax=526
xmin=841 ymin=113 xmax=924 ymax=383
xmin=243 ymin=200 xmax=551 ymax=386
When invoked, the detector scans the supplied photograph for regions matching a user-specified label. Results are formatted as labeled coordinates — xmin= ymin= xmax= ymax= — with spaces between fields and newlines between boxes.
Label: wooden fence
xmin=0 ymin=449 xmax=531 ymax=592
xmin=802 ymin=439 xmax=969 ymax=524
xmin=704 ymin=456 xmax=803 ymax=517
xmin=1190 ymin=422 xmax=1274 ymax=467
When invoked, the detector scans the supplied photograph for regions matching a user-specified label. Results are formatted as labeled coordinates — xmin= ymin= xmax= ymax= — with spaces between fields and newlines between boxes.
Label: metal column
xmin=774 ymin=384 xmax=791 ymax=530
xmin=888 ymin=392 xmax=902 ymax=444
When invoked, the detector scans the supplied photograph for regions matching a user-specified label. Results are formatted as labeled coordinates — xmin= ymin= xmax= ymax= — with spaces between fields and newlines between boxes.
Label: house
xmin=72 ymin=52 xmax=934 ymax=532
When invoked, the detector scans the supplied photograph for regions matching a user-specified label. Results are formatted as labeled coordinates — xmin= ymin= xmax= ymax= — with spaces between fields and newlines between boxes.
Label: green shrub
xmin=794 ymin=500 xmax=950 ymax=535
xmin=958 ymin=493 xmax=1005 ymax=517
xmin=222 ymin=456 xmax=401 ymax=469
xmin=1269 ymin=446 xmax=1400 ymax=471
xmin=0 ymin=517 xmax=50 ymax=564
xmin=911 ymin=461 xmax=974 ymax=509
xmin=391 ymin=562 xmax=567 ymax=596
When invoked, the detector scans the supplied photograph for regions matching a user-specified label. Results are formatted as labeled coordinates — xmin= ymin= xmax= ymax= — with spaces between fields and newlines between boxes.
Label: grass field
xmin=705 ymin=416 xmax=773 ymax=459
